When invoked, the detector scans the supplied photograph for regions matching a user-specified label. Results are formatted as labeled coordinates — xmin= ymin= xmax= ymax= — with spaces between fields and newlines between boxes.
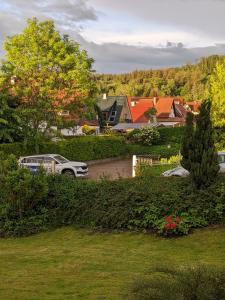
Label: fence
xmin=132 ymin=154 xmax=180 ymax=177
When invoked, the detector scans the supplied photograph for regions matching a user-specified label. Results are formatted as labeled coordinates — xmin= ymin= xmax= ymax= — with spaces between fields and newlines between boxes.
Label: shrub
xmin=128 ymin=265 xmax=225 ymax=300
xmin=158 ymin=126 xmax=185 ymax=144
xmin=82 ymin=125 xmax=96 ymax=135
xmin=1 ymin=153 xmax=225 ymax=237
xmin=128 ymin=127 xmax=161 ymax=146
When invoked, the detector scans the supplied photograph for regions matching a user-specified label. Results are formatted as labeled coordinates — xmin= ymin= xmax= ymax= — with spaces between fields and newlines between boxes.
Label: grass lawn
xmin=1 ymin=227 xmax=225 ymax=300
xmin=138 ymin=163 xmax=177 ymax=176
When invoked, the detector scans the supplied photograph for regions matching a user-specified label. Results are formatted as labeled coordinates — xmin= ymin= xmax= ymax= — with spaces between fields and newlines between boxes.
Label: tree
xmin=189 ymin=100 xmax=219 ymax=188
xmin=144 ymin=107 xmax=157 ymax=123
xmin=180 ymin=112 xmax=194 ymax=171
xmin=1 ymin=18 xmax=96 ymax=151
xmin=0 ymin=90 xmax=20 ymax=143
xmin=209 ymin=61 xmax=225 ymax=128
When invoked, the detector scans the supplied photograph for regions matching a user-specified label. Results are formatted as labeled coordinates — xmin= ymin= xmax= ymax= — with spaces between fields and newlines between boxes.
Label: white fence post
xmin=132 ymin=155 xmax=137 ymax=178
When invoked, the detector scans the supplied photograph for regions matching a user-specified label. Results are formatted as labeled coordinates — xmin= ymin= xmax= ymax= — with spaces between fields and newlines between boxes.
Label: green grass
xmin=138 ymin=163 xmax=177 ymax=176
xmin=1 ymin=227 xmax=225 ymax=300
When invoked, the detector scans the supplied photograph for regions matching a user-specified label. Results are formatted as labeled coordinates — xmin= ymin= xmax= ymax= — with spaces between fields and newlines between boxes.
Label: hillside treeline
xmin=95 ymin=55 xmax=225 ymax=100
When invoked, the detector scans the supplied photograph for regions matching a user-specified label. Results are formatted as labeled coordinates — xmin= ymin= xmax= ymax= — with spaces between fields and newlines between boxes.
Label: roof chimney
xmin=103 ymin=93 xmax=107 ymax=100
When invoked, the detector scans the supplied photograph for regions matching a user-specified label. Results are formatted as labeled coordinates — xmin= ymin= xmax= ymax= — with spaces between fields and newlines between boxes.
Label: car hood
xmin=61 ymin=161 xmax=87 ymax=168
xmin=162 ymin=166 xmax=189 ymax=176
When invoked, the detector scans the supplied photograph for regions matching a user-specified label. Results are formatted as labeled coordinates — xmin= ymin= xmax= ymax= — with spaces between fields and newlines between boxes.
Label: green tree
xmin=0 ymin=90 xmax=20 ymax=143
xmin=180 ymin=112 xmax=194 ymax=171
xmin=189 ymin=100 xmax=219 ymax=188
xmin=209 ymin=61 xmax=225 ymax=128
xmin=2 ymin=18 xmax=96 ymax=151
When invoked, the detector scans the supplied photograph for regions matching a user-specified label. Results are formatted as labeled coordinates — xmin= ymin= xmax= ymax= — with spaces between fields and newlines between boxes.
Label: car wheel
xmin=62 ymin=169 xmax=75 ymax=178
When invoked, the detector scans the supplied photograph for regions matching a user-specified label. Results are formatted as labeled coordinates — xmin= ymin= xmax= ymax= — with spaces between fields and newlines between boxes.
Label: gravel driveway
xmin=88 ymin=158 xmax=132 ymax=180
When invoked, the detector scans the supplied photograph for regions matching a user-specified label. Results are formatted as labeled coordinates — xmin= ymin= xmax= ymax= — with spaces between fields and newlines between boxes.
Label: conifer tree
xmin=180 ymin=112 xmax=194 ymax=171
xmin=189 ymin=100 xmax=219 ymax=188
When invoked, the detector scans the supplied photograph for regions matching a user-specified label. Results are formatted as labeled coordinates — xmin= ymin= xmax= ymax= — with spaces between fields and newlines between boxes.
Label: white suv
xmin=18 ymin=154 xmax=88 ymax=178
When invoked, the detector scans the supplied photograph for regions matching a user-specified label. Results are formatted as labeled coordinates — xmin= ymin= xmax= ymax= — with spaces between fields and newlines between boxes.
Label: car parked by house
xmin=162 ymin=151 xmax=225 ymax=177
xmin=18 ymin=154 xmax=88 ymax=178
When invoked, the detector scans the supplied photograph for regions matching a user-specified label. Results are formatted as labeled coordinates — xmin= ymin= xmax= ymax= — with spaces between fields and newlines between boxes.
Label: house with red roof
xmin=127 ymin=96 xmax=187 ymax=125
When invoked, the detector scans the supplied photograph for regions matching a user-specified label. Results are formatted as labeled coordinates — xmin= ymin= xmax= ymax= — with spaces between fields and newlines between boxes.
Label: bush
xmin=128 ymin=265 xmax=225 ymax=300
xmin=128 ymin=127 xmax=161 ymax=146
xmin=158 ymin=126 xmax=185 ymax=144
xmin=1 ymin=153 xmax=225 ymax=237
xmin=82 ymin=125 xmax=96 ymax=135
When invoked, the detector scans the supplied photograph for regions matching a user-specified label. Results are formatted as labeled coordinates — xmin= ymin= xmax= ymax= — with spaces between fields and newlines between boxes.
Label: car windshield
xmin=53 ymin=155 xmax=69 ymax=164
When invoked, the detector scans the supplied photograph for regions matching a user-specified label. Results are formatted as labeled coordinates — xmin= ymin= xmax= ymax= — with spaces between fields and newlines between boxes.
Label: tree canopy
xmin=208 ymin=61 xmax=225 ymax=128
xmin=1 ymin=18 xmax=96 ymax=149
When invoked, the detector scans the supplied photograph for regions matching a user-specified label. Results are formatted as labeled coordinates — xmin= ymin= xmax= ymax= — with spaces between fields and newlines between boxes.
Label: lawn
xmin=1 ymin=227 xmax=225 ymax=300
xmin=138 ymin=163 xmax=177 ymax=176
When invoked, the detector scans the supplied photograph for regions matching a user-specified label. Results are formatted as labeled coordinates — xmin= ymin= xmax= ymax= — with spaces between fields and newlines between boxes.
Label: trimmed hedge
xmin=1 ymin=170 xmax=225 ymax=237
xmin=0 ymin=135 xmax=180 ymax=161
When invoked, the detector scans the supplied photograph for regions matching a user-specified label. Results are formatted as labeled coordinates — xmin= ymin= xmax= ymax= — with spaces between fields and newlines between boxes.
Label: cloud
xmin=85 ymin=41 xmax=225 ymax=73
xmin=0 ymin=0 xmax=98 ymax=39
xmin=1 ymin=0 xmax=225 ymax=73
xmin=90 ymin=0 xmax=225 ymax=40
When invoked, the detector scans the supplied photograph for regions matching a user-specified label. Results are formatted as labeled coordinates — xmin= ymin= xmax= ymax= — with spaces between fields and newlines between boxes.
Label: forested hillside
xmin=95 ymin=55 xmax=225 ymax=100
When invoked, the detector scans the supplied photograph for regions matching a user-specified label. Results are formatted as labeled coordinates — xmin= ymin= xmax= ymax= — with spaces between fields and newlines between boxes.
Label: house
xmin=185 ymin=101 xmax=201 ymax=114
xmin=127 ymin=96 xmax=187 ymax=125
xmin=97 ymin=94 xmax=132 ymax=126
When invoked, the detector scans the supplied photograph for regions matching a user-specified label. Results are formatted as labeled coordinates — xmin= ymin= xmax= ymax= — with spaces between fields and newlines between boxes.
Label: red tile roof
xmin=155 ymin=97 xmax=174 ymax=118
xmin=128 ymin=97 xmax=154 ymax=123
xmin=186 ymin=101 xmax=201 ymax=112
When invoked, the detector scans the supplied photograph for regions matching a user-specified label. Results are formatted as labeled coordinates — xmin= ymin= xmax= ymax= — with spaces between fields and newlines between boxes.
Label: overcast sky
xmin=1 ymin=0 xmax=225 ymax=73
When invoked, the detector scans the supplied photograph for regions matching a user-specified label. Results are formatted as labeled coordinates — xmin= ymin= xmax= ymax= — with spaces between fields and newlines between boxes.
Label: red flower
xmin=165 ymin=216 xmax=172 ymax=223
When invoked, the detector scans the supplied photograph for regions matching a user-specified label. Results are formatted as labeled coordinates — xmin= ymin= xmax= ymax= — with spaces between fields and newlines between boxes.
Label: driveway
xmin=88 ymin=158 xmax=132 ymax=180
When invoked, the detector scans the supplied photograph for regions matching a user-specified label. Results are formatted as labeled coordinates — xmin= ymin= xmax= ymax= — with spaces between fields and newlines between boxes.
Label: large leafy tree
xmin=2 ymin=18 xmax=96 ymax=151
xmin=208 ymin=61 xmax=225 ymax=128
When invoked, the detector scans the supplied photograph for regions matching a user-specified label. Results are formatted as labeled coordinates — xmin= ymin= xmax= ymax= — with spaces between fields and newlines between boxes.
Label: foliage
xmin=160 ymin=155 xmax=181 ymax=165
xmin=180 ymin=112 xmax=194 ymax=171
xmin=128 ymin=127 xmax=161 ymax=146
xmin=1 ymin=18 xmax=96 ymax=152
xmin=129 ymin=265 xmax=225 ymax=300
xmin=82 ymin=125 xmax=96 ymax=135
xmin=0 ymin=136 xmax=180 ymax=162
xmin=1 ymin=153 xmax=225 ymax=237
xmin=189 ymin=100 xmax=219 ymax=188
xmin=209 ymin=60 xmax=225 ymax=128
xmin=158 ymin=126 xmax=184 ymax=144
xmin=96 ymin=55 xmax=225 ymax=100
xmin=0 ymin=89 xmax=20 ymax=143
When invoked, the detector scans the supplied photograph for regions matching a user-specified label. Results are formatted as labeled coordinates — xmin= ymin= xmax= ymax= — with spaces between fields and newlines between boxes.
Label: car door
xmin=21 ymin=157 xmax=43 ymax=173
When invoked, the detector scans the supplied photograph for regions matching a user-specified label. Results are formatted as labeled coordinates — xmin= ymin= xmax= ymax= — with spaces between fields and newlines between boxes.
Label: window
xmin=111 ymin=111 xmax=116 ymax=116
xmin=109 ymin=117 xmax=115 ymax=122
xmin=22 ymin=157 xmax=44 ymax=164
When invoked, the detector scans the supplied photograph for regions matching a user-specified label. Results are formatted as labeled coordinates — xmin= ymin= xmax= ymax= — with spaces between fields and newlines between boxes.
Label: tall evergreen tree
xmin=180 ymin=112 xmax=194 ymax=171
xmin=189 ymin=100 xmax=219 ymax=188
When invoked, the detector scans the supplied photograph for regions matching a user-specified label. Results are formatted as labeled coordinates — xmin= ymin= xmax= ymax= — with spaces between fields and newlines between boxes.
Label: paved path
xmin=88 ymin=158 xmax=132 ymax=180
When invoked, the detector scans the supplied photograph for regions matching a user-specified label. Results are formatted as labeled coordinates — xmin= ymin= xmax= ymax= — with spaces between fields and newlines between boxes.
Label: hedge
xmin=1 ymin=168 xmax=225 ymax=237
xmin=0 ymin=136 xmax=180 ymax=161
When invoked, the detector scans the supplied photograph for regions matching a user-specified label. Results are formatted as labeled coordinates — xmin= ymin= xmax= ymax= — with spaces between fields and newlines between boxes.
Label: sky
xmin=0 ymin=0 xmax=225 ymax=73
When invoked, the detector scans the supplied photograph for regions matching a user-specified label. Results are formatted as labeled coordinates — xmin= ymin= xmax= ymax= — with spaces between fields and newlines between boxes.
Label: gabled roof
xmin=97 ymin=96 xmax=127 ymax=111
xmin=128 ymin=97 xmax=154 ymax=123
xmin=155 ymin=97 xmax=174 ymax=118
